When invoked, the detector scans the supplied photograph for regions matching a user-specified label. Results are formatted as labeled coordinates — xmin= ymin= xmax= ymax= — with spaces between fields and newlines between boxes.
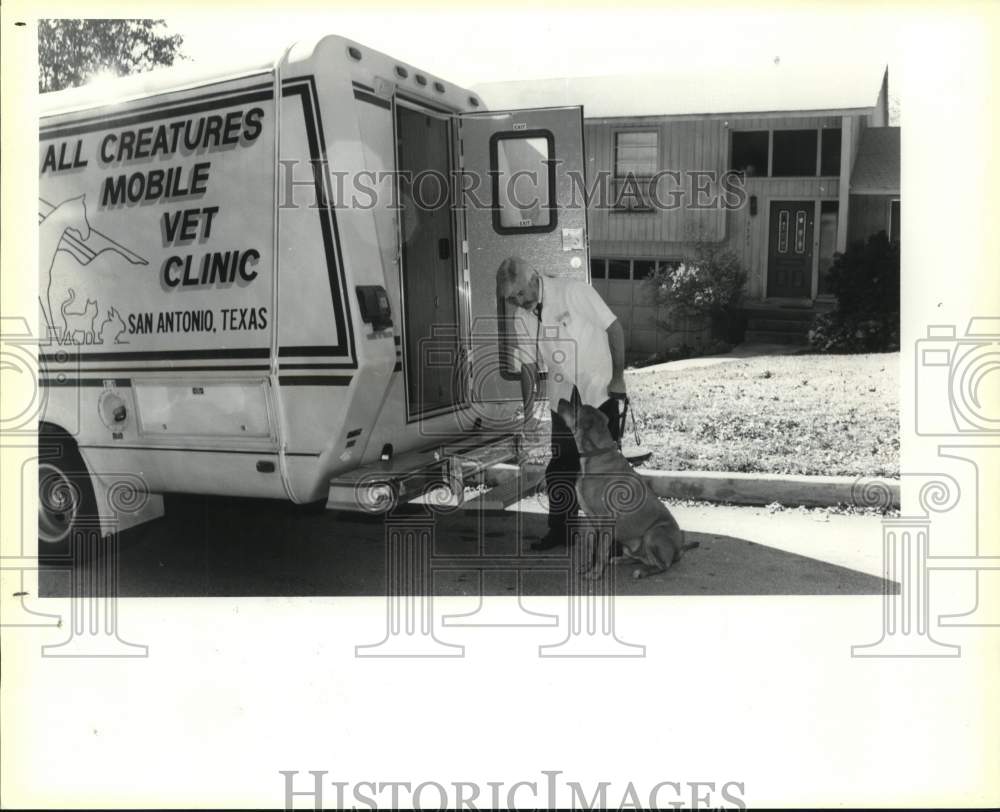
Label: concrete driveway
xmin=38 ymin=493 xmax=892 ymax=597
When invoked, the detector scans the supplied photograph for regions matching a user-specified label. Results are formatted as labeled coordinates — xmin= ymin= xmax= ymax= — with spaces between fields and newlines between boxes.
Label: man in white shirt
xmin=496 ymin=256 xmax=627 ymax=550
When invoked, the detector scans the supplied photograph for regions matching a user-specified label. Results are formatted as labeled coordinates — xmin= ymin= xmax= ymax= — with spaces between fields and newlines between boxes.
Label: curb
xmin=483 ymin=464 xmax=900 ymax=510
xmin=636 ymin=469 xmax=899 ymax=509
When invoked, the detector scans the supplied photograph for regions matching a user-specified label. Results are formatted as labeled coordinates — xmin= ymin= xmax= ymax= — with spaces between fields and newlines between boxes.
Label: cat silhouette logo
xmin=39 ymin=194 xmax=147 ymax=345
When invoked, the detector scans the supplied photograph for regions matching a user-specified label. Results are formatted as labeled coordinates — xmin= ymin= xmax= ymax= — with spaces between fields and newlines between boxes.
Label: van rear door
xmin=458 ymin=106 xmax=589 ymax=409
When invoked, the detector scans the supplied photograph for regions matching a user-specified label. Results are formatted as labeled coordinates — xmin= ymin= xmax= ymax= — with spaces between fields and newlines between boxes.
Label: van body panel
xmin=37 ymin=35 xmax=589 ymax=516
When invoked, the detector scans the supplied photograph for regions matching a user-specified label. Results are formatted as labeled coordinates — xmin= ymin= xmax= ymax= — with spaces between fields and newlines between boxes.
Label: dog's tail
xmin=681 ymin=531 xmax=700 ymax=552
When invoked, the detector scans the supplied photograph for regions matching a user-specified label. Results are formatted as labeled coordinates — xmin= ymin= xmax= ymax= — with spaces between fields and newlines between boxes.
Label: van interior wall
xmin=396 ymin=106 xmax=461 ymax=416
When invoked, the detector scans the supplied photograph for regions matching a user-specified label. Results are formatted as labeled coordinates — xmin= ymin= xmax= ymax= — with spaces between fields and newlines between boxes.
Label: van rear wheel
xmin=38 ymin=434 xmax=97 ymax=562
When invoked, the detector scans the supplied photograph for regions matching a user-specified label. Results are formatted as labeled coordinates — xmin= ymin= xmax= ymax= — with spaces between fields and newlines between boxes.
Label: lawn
xmin=623 ymin=352 xmax=899 ymax=477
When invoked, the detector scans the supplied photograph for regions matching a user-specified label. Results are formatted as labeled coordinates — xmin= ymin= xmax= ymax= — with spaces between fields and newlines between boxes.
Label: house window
xmin=590 ymin=258 xmax=681 ymax=283
xmin=607 ymin=259 xmax=631 ymax=280
xmin=730 ymin=131 xmax=770 ymax=177
xmin=772 ymin=129 xmax=818 ymax=177
xmin=632 ymin=260 xmax=657 ymax=281
xmin=613 ymin=130 xmax=658 ymax=211
xmin=820 ymin=128 xmax=842 ymax=176
xmin=889 ymin=199 xmax=901 ymax=243
xmin=490 ymin=131 xmax=555 ymax=233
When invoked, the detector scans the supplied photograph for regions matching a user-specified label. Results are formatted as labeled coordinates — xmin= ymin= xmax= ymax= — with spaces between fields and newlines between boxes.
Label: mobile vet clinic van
xmin=37 ymin=34 xmax=590 ymax=546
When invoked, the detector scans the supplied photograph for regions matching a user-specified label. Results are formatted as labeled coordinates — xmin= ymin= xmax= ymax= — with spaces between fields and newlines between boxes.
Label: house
xmin=474 ymin=63 xmax=898 ymax=355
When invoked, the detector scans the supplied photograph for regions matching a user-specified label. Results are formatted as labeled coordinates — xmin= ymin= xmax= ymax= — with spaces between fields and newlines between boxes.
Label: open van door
xmin=458 ymin=106 xmax=589 ymax=412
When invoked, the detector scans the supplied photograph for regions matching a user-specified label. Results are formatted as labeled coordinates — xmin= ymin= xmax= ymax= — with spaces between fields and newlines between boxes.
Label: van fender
xmin=86 ymin=466 xmax=165 ymax=538
xmin=39 ymin=422 xmax=164 ymax=539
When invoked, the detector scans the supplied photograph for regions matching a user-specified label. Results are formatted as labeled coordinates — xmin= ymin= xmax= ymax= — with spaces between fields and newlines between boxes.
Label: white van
xmin=37 ymin=34 xmax=589 ymax=547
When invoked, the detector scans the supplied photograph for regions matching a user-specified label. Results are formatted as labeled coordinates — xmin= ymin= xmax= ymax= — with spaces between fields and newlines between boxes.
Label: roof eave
xmin=850 ymin=187 xmax=900 ymax=196
xmin=584 ymin=105 xmax=876 ymax=124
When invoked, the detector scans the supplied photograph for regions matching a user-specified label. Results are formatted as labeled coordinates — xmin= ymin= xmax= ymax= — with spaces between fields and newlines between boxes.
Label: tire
xmin=284 ymin=497 xmax=328 ymax=515
xmin=37 ymin=431 xmax=97 ymax=563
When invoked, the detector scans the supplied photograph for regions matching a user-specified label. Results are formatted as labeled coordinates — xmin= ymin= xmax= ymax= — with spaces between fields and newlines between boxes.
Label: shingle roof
xmin=473 ymin=63 xmax=887 ymax=119
xmin=850 ymin=126 xmax=900 ymax=194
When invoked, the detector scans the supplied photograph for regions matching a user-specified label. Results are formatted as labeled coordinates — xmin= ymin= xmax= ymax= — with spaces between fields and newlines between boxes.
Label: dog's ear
xmin=556 ymin=398 xmax=576 ymax=430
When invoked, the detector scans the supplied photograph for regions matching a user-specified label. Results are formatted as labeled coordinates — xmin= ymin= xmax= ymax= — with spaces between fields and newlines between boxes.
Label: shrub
xmin=809 ymin=231 xmax=900 ymax=353
xmin=646 ymin=241 xmax=748 ymax=343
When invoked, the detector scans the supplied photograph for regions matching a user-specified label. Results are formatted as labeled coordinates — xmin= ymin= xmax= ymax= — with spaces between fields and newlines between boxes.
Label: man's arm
xmin=520 ymin=361 xmax=540 ymax=411
xmin=606 ymin=319 xmax=626 ymax=395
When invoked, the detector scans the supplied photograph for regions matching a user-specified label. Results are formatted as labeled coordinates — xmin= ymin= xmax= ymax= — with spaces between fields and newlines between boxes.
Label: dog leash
xmin=612 ymin=394 xmax=642 ymax=449
xmin=627 ymin=397 xmax=642 ymax=447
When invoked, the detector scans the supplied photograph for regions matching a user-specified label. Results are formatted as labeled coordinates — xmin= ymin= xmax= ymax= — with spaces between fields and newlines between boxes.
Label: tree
xmin=38 ymin=19 xmax=184 ymax=93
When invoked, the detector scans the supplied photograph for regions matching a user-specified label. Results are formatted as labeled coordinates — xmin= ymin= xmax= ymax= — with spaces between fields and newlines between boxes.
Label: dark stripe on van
xmin=279 ymin=363 xmax=354 ymax=370
xmin=354 ymin=89 xmax=391 ymax=110
xmin=79 ymin=444 xmax=318 ymax=457
xmin=351 ymin=81 xmax=375 ymax=93
xmin=40 ymin=348 xmax=270 ymax=363
xmin=279 ymin=376 xmax=352 ymax=386
xmin=281 ymin=77 xmax=357 ymax=368
xmin=40 ymin=85 xmax=274 ymax=139
xmin=346 ymin=428 xmax=363 ymax=438
xmin=43 ymin=365 xmax=270 ymax=373
xmin=40 ymin=378 xmax=131 ymax=387
xmin=278 ymin=345 xmax=354 ymax=358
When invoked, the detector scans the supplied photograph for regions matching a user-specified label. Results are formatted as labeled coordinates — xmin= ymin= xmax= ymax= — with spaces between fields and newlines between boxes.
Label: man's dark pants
xmin=545 ymin=396 xmax=624 ymax=543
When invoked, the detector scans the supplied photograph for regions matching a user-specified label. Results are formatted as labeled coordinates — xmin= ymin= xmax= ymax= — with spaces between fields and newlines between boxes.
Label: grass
xmin=623 ymin=352 xmax=899 ymax=477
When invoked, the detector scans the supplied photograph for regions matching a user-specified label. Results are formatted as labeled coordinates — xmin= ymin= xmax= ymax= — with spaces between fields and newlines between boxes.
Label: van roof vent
xmin=395 ymin=66 xmax=408 ymax=78
xmin=347 ymin=46 xmax=362 ymax=61
xmin=414 ymin=74 xmax=428 ymax=86
xmin=433 ymin=81 xmax=445 ymax=93
xmin=469 ymin=96 xmax=480 ymax=107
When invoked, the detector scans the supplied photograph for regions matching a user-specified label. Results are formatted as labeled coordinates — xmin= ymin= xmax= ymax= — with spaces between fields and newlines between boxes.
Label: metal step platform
xmin=327 ymin=432 xmax=523 ymax=513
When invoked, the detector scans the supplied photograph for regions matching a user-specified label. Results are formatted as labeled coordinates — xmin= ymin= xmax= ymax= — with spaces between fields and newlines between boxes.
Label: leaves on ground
xmin=626 ymin=352 xmax=899 ymax=477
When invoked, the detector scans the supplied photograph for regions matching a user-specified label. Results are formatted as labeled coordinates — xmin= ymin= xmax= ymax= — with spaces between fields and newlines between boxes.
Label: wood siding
xmin=848 ymin=194 xmax=895 ymax=245
xmin=585 ymin=118 xmax=728 ymax=253
xmin=587 ymin=115 xmax=842 ymax=300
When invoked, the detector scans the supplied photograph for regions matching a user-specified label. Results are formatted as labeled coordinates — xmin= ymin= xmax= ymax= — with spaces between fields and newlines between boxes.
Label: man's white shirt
xmin=515 ymin=274 xmax=617 ymax=411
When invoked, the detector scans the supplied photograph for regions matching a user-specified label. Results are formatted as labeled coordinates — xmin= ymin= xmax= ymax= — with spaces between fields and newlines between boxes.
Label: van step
xmin=327 ymin=432 xmax=520 ymax=512
xmin=466 ymin=462 xmax=546 ymax=510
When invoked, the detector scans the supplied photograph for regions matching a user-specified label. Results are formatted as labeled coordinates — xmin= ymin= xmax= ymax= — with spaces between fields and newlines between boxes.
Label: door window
xmin=794 ymin=210 xmax=808 ymax=253
xmin=777 ymin=210 xmax=790 ymax=253
xmin=490 ymin=131 xmax=555 ymax=233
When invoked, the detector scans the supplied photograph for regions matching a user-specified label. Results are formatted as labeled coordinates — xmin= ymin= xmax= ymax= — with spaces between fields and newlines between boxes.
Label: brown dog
xmin=557 ymin=399 xmax=698 ymax=580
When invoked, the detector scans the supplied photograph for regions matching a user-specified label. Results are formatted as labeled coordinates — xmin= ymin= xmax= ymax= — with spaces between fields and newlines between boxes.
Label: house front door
xmin=767 ymin=201 xmax=814 ymax=298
